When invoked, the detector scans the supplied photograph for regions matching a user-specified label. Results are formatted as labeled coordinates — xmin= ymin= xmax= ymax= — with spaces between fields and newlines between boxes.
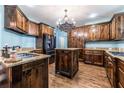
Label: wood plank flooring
xmin=49 ymin=62 xmax=111 ymax=88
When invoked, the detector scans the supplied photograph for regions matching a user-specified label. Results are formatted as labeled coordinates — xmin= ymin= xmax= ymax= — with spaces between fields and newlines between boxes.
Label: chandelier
xmin=56 ymin=9 xmax=76 ymax=32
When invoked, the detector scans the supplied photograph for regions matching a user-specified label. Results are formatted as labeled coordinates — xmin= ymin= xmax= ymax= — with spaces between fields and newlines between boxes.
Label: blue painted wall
xmin=55 ymin=28 xmax=67 ymax=48
xmin=85 ymin=41 xmax=124 ymax=48
xmin=0 ymin=5 xmax=36 ymax=49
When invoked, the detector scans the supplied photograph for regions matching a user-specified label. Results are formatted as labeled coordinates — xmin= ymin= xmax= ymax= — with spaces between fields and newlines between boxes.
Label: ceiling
xmin=19 ymin=5 xmax=124 ymax=27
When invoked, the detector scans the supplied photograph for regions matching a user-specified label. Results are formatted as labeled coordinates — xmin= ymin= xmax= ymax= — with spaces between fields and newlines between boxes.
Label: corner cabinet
xmin=4 ymin=5 xmax=28 ymax=33
xmin=84 ymin=50 xmax=104 ymax=66
xmin=104 ymin=52 xmax=116 ymax=87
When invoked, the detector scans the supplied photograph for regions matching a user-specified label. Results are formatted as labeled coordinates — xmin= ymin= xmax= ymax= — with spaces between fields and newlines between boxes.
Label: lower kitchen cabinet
xmin=84 ymin=50 xmax=104 ymax=66
xmin=7 ymin=59 xmax=48 ymax=88
xmin=116 ymin=58 xmax=124 ymax=88
xmin=93 ymin=54 xmax=103 ymax=65
xmin=104 ymin=52 xmax=116 ymax=87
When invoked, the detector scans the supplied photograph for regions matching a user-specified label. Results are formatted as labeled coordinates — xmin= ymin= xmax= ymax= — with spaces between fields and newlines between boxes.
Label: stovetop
xmin=109 ymin=51 xmax=124 ymax=57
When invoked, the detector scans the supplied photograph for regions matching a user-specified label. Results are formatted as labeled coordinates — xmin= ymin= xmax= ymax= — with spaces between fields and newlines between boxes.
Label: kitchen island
xmin=55 ymin=48 xmax=79 ymax=78
xmin=0 ymin=52 xmax=50 ymax=88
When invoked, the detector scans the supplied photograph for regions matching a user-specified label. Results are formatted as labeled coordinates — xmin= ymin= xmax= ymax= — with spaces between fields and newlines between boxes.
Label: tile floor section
xmin=49 ymin=62 xmax=111 ymax=88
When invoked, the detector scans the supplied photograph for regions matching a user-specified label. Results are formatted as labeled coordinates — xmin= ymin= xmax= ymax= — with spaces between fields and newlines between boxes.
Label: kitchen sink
xmin=109 ymin=51 xmax=124 ymax=57
xmin=16 ymin=53 xmax=38 ymax=59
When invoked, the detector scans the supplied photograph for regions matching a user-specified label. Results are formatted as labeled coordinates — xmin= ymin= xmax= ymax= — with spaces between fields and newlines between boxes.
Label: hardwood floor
xmin=49 ymin=62 xmax=111 ymax=88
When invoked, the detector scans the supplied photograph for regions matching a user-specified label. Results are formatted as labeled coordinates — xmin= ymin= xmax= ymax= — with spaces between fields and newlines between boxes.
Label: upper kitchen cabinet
xmin=4 ymin=5 xmax=28 ymax=33
xmin=27 ymin=21 xmax=39 ymax=36
xmin=110 ymin=17 xmax=116 ymax=40
xmin=85 ymin=25 xmax=101 ymax=41
xmin=115 ymin=14 xmax=124 ymax=40
xmin=110 ymin=13 xmax=124 ymax=40
xmin=85 ymin=23 xmax=110 ymax=41
xmin=99 ymin=23 xmax=110 ymax=40
xmin=39 ymin=24 xmax=54 ymax=36
xmin=68 ymin=27 xmax=85 ymax=48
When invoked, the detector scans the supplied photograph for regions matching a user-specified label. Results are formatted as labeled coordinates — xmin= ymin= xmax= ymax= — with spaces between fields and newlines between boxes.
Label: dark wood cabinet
xmin=116 ymin=58 xmax=124 ymax=88
xmin=16 ymin=9 xmax=27 ymax=32
xmin=104 ymin=52 xmax=116 ymax=87
xmin=110 ymin=14 xmax=124 ymax=40
xmin=79 ymin=48 xmax=84 ymax=62
xmin=55 ymin=48 xmax=79 ymax=78
xmin=84 ymin=50 xmax=104 ymax=66
xmin=110 ymin=17 xmax=116 ymax=40
xmin=93 ymin=51 xmax=104 ymax=65
xmin=68 ymin=22 xmax=110 ymax=47
xmin=4 ymin=5 xmax=27 ymax=33
xmin=84 ymin=50 xmax=93 ymax=64
xmin=27 ymin=21 xmax=39 ymax=36
xmin=85 ymin=23 xmax=110 ymax=41
xmin=4 ymin=5 xmax=41 ymax=37
xmin=39 ymin=24 xmax=54 ymax=36
xmin=99 ymin=23 xmax=110 ymax=40
xmin=68 ymin=27 xmax=85 ymax=48
xmin=7 ymin=59 xmax=48 ymax=88
xmin=115 ymin=15 xmax=124 ymax=40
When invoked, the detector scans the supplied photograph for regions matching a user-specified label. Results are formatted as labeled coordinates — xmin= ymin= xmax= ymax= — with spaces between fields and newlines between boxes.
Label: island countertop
xmin=0 ymin=53 xmax=50 ymax=68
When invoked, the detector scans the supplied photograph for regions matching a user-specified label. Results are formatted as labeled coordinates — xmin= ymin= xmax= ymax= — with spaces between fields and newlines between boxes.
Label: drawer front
xmin=118 ymin=68 xmax=124 ymax=87
xmin=93 ymin=50 xmax=103 ymax=55
xmin=118 ymin=60 xmax=124 ymax=72
xmin=93 ymin=55 xmax=103 ymax=66
xmin=84 ymin=54 xmax=93 ymax=64
xmin=85 ymin=50 xmax=93 ymax=54
xmin=22 ymin=59 xmax=46 ymax=71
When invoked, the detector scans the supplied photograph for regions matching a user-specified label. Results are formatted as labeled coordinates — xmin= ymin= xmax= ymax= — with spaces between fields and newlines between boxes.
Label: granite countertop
xmin=0 ymin=52 xmax=50 ymax=68
xmin=85 ymin=48 xmax=124 ymax=61
xmin=55 ymin=48 xmax=81 ymax=51
xmin=84 ymin=48 xmax=106 ymax=51
xmin=105 ymin=50 xmax=124 ymax=61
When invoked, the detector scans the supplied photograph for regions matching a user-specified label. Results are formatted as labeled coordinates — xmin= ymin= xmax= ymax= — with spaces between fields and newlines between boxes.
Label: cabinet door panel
xmin=118 ymin=68 xmax=124 ymax=87
xmin=111 ymin=18 xmax=116 ymax=40
xmin=99 ymin=23 xmax=110 ymax=40
xmin=56 ymin=51 xmax=71 ymax=75
xmin=93 ymin=55 xmax=103 ymax=66
xmin=116 ymin=15 xmax=124 ymax=40
xmin=16 ymin=9 xmax=23 ymax=30
xmin=84 ymin=54 xmax=93 ymax=64
xmin=22 ymin=69 xmax=32 ymax=88
xmin=72 ymin=51 xmax=79 ymax=73
xmin=28 ymin=21 xmax=39 ymax=36
xmin=31 ymin=63 xmax=46 ymax=88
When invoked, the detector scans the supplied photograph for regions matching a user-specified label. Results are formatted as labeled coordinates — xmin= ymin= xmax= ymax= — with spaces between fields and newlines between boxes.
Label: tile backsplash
xmin=85 ymin=41 xmax=124 ymax=52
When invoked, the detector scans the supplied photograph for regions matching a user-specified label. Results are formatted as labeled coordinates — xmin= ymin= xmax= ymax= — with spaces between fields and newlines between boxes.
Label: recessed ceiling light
xmin=89 ymin=13 xmax=98 ymax=18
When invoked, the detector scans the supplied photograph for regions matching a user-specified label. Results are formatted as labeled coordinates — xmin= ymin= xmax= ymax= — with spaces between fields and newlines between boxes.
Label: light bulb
xmin=56 ymin=21 xmax=59 ymax=25
xmin=64 ymin=17 xmax=68 ymax=21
